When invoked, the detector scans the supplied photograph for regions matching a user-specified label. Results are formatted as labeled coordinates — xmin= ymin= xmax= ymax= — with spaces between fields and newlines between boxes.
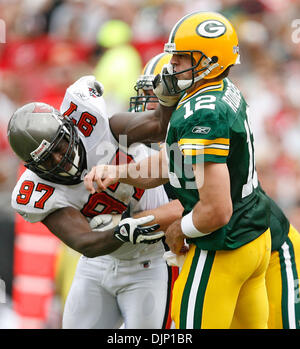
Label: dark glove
xmin=114 ymin=205 xmax=164 ymax=244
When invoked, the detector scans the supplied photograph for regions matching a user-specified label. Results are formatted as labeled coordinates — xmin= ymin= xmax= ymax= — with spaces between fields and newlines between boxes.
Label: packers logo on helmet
xmin=196 ymin=20 xmax=226 ymax=38
xmin=163 ymin=11 xmax=240 ymax=94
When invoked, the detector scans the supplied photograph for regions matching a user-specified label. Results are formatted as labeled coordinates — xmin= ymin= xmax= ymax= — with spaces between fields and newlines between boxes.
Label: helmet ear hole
xmin=211 ymin=56 xmax=218 ymax=63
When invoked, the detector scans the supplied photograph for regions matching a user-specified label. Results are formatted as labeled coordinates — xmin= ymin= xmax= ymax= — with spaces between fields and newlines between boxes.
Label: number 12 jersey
xmin=165 ymin=78 xmax=270 ymax=250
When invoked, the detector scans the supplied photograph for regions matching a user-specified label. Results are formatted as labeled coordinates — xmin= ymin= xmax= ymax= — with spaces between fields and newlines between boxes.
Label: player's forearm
xmin=150 ymin=104 xmax=175 ymax=142
xmin=190 ymin=199 xmax=232 ymax=235
xmin=124 ymin=110 xmax=167 ymax=145
xmin=182 ymin=162 xmax=232 ymax=237
xmin=85 ymin=149 xmax=169 ymax=193
xmin=133 ymin=199 xmax=184 ymax=232
xmin=42 ymin=207 xmax=122 ymax=257
xmin=73 ymin=229 xmax=123 ymax=258
xmin=118 ymin=164 xmax=167 ymax=189
xmin=110 ymin=105 xmax=174 ymax=146
xmin=118 ymin=151 xmax=169 ymax=189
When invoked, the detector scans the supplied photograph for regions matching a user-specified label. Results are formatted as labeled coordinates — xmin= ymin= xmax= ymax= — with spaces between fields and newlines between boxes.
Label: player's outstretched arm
xmin=65 ymin=74 xmax=179 ymax=146
xmin=84 ymin=147 xmax=169 ymax=194
xmin=42 ymin=206 xmax=165 ymax=257
xmin=42 ymin=206 xmax=122 ymax=258
xmin=109 ymin=104 xmax=174 ymax=146
xmin=133 ymin=199 xmax=184 ymax=233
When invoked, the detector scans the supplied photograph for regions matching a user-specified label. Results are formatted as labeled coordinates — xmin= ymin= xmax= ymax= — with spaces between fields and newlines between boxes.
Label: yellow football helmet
xmin=163 ymin=11 xmax=240 ymax=93
xmin=129 ymin=52 xmax=172 ymax=112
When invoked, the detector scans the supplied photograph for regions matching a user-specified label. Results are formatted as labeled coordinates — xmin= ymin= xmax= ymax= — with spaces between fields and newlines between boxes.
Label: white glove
xmin=73 ymin=75 xmax=104 ymax=100
xmin=163 ymin=251 xmax=186 ymax=268
xmin=89 ymin=214 xmax=115 ymax=232
xmin=153 ymin=66 xmax=181 ymax=107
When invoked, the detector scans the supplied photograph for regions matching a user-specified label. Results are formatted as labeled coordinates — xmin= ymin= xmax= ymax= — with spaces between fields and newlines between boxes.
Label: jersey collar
xmin=176 ymin=80 xmax=224 ymax=110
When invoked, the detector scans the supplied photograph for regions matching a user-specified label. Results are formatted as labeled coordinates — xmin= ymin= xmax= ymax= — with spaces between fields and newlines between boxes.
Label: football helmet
xmin=163 ymin=11 xmax=240 ymax=94
xmin=7 ymin=102 xmax=86 ymax=185
xmin=129 ymin=52 xmax=172 ymax=112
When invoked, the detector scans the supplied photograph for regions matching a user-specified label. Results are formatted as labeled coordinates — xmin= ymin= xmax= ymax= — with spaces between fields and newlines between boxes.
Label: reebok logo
xmin=192 ymin=126 xmax=211 ymax=134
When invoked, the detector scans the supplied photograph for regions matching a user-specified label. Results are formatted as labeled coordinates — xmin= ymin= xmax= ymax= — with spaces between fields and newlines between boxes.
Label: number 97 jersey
xmin=165 ymin=78 xmax=270 ymax=251
xmin=11 ymin=77 xmax=169 ymax=259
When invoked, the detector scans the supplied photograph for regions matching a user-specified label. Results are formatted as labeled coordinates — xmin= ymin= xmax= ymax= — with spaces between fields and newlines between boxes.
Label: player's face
xmin=143 ymin=89 xmax=158 ymax=110
xmin=170 ymin=53 xmax=193 ymax=80
xmin=39 ymin=138 xmax=75 ymax=172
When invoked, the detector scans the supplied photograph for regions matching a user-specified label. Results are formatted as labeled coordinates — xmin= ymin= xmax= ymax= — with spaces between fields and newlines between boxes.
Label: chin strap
xmin=177 ymin=62 xmax=219 ymax=91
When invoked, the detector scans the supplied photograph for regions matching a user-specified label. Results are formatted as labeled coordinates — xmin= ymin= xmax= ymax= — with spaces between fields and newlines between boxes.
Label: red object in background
xmin=12 ymin=165 xmax=61 ymax=329
xmin=0 ymin=35 xmax=93 ymax=71
xmin=132 ymin=38 xmax=165 ymax=66
xmin=0 ymin=35 xmax=94 ymax=108
xmin=0 ymin=35 xmax=53 ymax=71
xmin=164 ymin=266 xmax=179 ymax=329
xmin=268 ymin=108 xmax=297 ymax=137
xmin=0 ymin=127 xmax=10 ymax=152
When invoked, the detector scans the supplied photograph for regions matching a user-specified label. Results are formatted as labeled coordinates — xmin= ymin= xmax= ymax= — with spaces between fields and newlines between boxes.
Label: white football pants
xmin=62 ymin=251 xmax=171 ymax=329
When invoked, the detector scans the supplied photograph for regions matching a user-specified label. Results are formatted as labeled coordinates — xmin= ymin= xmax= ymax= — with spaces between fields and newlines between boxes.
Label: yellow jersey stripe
xmin=178 ymin=138 xmax=230 ymax=146
xmin=181 ymin=81 xmax=224 ymax=102
xmin=182 ymin=148 xmax=229 ymax=157
xmin=179 ymin=144 xmax=229 ymax=151
xmin=176 ymin=81 xmax=224 ymax=110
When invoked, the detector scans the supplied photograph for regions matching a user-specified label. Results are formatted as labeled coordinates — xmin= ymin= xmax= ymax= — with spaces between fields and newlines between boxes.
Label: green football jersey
xmin=165 ymin=78 xmax=271 ymax=250
xmin=258 ymin=184 xmax=290 ymax=251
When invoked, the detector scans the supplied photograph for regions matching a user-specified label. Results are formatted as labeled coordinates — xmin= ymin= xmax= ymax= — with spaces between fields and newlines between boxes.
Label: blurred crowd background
xmin=0 ymin=0 xmax=299 ymax=329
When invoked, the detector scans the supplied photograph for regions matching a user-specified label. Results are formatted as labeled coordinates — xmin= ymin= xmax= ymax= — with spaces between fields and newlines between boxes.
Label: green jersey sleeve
xmin=177 ymin=107 xmax=230 ymax=164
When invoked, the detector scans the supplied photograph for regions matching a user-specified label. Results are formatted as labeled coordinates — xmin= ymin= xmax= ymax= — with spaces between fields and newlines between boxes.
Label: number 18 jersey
xmin=165 ymin=78 xmax=270 ymax=250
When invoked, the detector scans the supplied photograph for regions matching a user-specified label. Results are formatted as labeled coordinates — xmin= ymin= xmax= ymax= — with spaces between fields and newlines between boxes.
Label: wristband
xmin=180 ymin=210 xmax=208 ymax=238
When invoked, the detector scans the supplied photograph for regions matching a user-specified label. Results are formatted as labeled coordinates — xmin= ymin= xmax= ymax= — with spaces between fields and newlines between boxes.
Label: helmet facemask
xmin=25 ymin=116 xmax=86 ymax=185
xmin=130 ymin=52 xmax=172 ymax=111
xmin=162 ymin=45 xmax=219 ymax=95
xmin=129 ymin=76 xmax=159 ymax=112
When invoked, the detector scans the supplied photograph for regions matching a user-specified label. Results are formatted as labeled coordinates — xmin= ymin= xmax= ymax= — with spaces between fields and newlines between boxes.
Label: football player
xmin=85 ymin=12 xmax=300 ymax=329
xmin=131 ymin=50 xmax=300 ymax=329
xmin=129 ymin=52 xmax=172 ymax=113
xmin=84 ymin=11 xmax=271 ymax=329
xmin=130 ymin=51 xmax=300 ymax=329
xmin=7 ymin=76 xmax=180 ymax=329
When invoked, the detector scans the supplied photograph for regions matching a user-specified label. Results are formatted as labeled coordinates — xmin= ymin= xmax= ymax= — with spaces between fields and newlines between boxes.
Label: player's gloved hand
xmin=114 ymin=205 xmax=164 ymax=244
xmin=73 ymin=75 xmax=104 ymax=100
xmin=89 ymin=214 xmax=115 ymax=232
xmin=152 ymin=65 xmax=181 ymax=107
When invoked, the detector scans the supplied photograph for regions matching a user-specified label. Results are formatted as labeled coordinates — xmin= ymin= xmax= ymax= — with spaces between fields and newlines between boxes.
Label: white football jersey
xmin=11 ymin=78 xmax=169 ymax=259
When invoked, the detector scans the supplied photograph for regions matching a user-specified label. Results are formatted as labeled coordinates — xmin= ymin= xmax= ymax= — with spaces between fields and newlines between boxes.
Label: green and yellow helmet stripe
xmin=168 ymin=12 xmax=197 ymax=45
xmin=142 ymin=52 xmax=171 ymax=76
